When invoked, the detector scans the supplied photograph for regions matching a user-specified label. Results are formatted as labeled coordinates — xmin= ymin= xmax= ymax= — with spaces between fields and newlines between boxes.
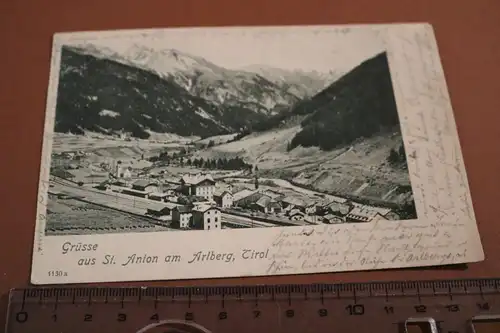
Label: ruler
xmin=5 ymin=278 xmax=500 ymax=333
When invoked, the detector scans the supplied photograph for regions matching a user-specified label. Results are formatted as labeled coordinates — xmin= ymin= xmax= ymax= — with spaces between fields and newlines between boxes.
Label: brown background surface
xmin=0 ymin=0 xmax=499 ymax=304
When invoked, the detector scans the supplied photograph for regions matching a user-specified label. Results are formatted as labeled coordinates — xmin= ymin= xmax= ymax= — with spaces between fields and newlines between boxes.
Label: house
xmin=110 ymin=179 xmax=128 ymax=187
xmin=305 ymin=203 xmax=319 ymax=215
xmin=161 ymin=183 xmax=178 ymax=195
xmin=261 ymin=189 xmax=284 ymax=201
xmin=121 ymin=180 xmax=159 ymax=198
xmin=326 ymin=201 xmax=352 ymax=217
xmin=233 ymin=189 xmax=262 ymax=207
xmin=148 ymin=192 xmax=168 ymax=202
xmin=179 ymin=174 xmax=216 ymax=199
xmin=322 ymin=214 xmax=344 ymax=224
xmin=148 ymin=184 xmax=178 ymax=202
xmin=121 ymin=188 xmax=148 ymax=198
xmin=213 ymin=190 xmax=233 ymax=208
xmin=345 ymin=206 xmax=390 ymax=223
xmin=192 ymin=206 xmax=222 ymax=231
xmin=280 ymin=196 xmax=307 ymax=212
xmin=172 ymin=206 xmax=193 ymax=229
xmin=146 ymin=202 xmax=178 ymax=220
xmin=304 ymin=197 xmax=334 ymax=215
xmin=254 ymin=195 xmax=282 ymax=214
xmin=131 ymin=180 xmax=159 ymax=193
xmin=233 ymin=189 xmax=256 ymax=201
xmin=289 ymin=209 xmax=305 ymax=220
xmin=115 ymin=161 xmax=133 ymax=178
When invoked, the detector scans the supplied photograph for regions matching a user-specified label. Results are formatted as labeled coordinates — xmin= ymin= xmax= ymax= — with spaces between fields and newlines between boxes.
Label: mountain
xmin=241 ymin=65 xmax=341 ymax=99
xmin=195 ymin=51 xmax=412 ymax=205
xmin=288 ymin=51 xmax=400 ymax=151
xmin=71 ymin=43 xmax=301 ymax=115
xmin=54 ymin=46 xmax=270 ymax=139
xmin=194 ymin=124 xmax=413 ymax=206
xmin=246 ymin=52 xmax=401 ymax=151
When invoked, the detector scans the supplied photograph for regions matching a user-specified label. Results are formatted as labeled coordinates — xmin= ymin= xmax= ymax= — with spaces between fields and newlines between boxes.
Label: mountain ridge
xmin=54 ymin=46 xmax=263 ymax=139
xmin=68 ymin=43 xmax=323 ymax=115
xmin=241 ymin=64 xmax=342 ymax=98
xmin=242 ymin=51 xmax=402 ymax=152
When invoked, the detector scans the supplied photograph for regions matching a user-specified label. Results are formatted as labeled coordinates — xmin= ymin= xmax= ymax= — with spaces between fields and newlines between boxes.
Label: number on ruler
xmin=346 ymin=304 xmax=365 ymax=315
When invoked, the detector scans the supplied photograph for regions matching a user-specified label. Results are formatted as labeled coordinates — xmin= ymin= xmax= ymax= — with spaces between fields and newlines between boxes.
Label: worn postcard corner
xmin=30 ymin=23 xmax=482 ymax=285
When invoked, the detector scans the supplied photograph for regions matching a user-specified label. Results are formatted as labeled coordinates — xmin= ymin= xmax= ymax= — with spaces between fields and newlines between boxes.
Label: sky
xmin=59 ymin=25 xmax=387 ymax=74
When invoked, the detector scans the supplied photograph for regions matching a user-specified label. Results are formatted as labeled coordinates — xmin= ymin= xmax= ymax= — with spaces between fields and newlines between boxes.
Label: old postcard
xmin=31 ymin=23 xmax=483 ymax=284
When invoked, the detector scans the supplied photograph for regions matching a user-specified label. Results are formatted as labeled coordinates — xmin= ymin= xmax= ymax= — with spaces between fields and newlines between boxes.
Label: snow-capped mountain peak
xmin=122 ymin=44 xmax=207 ymax=74
xmin=64 ymin=43 xmax=333 ymax=115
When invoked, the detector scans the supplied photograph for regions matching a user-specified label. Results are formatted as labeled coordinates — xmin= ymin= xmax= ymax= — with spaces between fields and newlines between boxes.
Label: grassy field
xmin=50 ymin=127 xmax=414 ymax=206
xmin=45 ymin=195 xmax=173 ymax=235
xmin=195 ymin=133 xmax=238 ymax=146
xmin=191 ymin=126 xmax=413 ymax=204
xmin=51 ymin=132 xmax=194 ymax=154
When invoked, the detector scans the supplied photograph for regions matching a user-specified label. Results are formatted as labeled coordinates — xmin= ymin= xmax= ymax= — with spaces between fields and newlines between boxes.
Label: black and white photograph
xmin=44 ymin=26 xmax=417 ymax=236
xmin=30 ymin=24 xmax=483 ymax=285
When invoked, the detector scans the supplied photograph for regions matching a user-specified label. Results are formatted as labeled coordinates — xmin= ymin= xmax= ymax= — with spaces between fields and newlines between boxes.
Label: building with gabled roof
xmin=326 ymin=201 xmax=352 ymax=216
xmin=131 ymin=179 xmax=159 ymax=193
xmin=280 ymin=196 xmax=307 ymax=212
xmin=261 ymin=189 xmax=284 ymax=200
xmin=289 ymin=209 xmax=305 ymax=220
xmin=351 ymin=203 xmax=392 ymax=215
xmin=146 ymin=202 xmax=179 ymax=220
xmin=254 ymin=195 xmax=282 ymax=214
xmin=322 ymin=214 xmax=344 ymax=224
xmin=172 ymin=206 xmax=193 ymax=229
xmin=178 ymin=173 xmax=216 ymax=199
xmin=233 ymin=189 xmax=262 ymax=207
xmin=345 ymin=206 xmax=390 ymax=223
xmin=213 ymin=190 xmax=233 ymax=208
xmin=233 ymin=189 xmax=257 ymax=201
xmin=192 ymin=206 xmax=222 ymax=231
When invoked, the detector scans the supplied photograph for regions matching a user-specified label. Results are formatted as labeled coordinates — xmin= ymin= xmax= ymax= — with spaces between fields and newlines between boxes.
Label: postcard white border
xmin=31 ymin=23 xmax=484 ymax=285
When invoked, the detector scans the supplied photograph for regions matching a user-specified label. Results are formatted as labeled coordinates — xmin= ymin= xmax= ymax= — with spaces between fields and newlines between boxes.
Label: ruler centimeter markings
xmin=5 ymin=278 xmax=500 ymax=333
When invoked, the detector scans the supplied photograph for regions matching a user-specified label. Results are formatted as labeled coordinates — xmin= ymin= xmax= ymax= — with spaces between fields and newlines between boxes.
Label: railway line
xmin=48 ymin=176 xmax=288 ymax=232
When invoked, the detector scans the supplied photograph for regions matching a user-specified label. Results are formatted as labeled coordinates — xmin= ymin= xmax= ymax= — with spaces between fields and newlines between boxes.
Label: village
xmin=47 ymin=146 xmax=403 ymax=233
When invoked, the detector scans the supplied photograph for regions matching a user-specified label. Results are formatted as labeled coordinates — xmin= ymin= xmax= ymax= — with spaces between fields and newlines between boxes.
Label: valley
xmin=44 ymin=41 xmax=418 ymax=236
